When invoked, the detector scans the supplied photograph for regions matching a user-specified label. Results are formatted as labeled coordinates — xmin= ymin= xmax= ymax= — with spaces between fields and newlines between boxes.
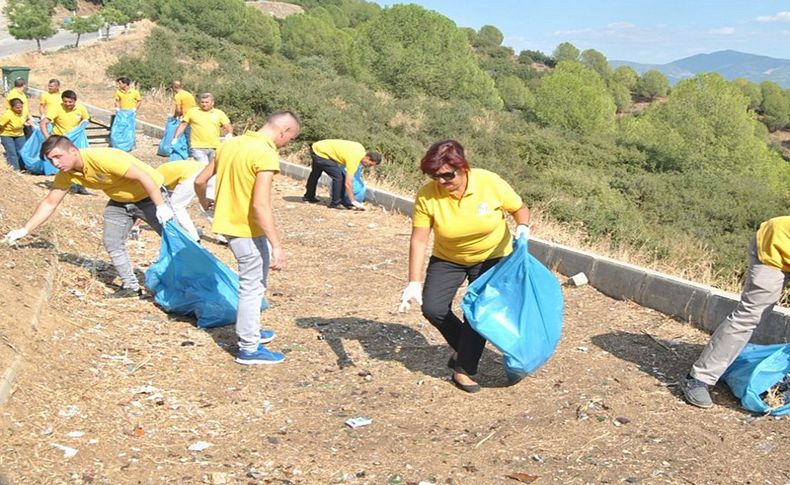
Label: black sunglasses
xmin=429 ymin=170 xmax=457 ymax=181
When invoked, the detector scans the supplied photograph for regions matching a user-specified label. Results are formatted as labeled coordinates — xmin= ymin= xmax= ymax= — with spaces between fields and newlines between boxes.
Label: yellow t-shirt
xmin=312 ymin=139 xmax=366 ymax=176
xmin=183 ymin=107 xmax=230 ymax=149
xmin=756 ymin=216 xmax=790 ymax=272
xmin=412 ymin=168 xmax=524 ymax=265
xmin=6 ymin=88 xmax=29 ymax=118
xmin=115 ymin=88 xmax=141 ymax=110
xmin=46 ymin=102 xmax=90 ymax=135
xmin=0 ymin=109 xmax=26 ymax=137
xmin=156 ymin=160 xmax=204 ymax=190
xmin=52 ymin=148 xmax=164 ymax=203
xmin=39 ymin=91 xmax=61 ymax=113
xmin=212 ymin=131 xmax=280 ymax=238
xmin=174 ymin=90 xmax=196 ymax=115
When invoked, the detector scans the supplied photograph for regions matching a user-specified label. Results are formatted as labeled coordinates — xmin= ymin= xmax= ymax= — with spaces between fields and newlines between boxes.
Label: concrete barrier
xmin=29 ymin=90 xmax=789 ymax=344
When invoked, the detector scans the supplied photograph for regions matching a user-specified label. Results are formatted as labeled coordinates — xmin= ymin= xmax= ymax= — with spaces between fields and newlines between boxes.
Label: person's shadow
xmin=295 ymin=316 xmax=513 ymax=387
xmin=590 ymin=331 xmax=742 ymax=410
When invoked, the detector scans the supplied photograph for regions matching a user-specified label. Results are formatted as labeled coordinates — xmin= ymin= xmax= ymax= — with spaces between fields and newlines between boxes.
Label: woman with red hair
xmin=398 ymin=139 xmax=531 ymax=393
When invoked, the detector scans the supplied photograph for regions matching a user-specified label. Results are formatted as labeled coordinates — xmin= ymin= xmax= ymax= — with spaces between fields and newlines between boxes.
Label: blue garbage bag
xmin=721 ymin=343 xmax=790 ymax=415
xmin=20 ymin=122 xmax=89 ymax=175
xmin=157 ymin=116 xmax=188 ymax=161
xmin=340 ymin=164 xmax=367 ymax=203
xmin=110 ymin=109 xmax=136 ymax=152
xmin=144 ymin=220 xmax=268 ymax=328
xmin=461 ymin=236 xmax=564 ymax=380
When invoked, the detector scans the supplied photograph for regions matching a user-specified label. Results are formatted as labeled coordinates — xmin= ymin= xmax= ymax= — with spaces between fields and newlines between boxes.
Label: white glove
xmin=155 ymin=204 xmax=174 ymax=224
xmin=221 ymin=133 xmax=233 ymax=141
xmin=351 ymin=200 xmax=365 ymax=211
xmin=170 ymin=137 xmax=178 ymax=146
xmin=515 ymin=224 xmax=530 ymax=240
xmin=114 ymin=107 xmax=120 ymax=112
xmin=3 ymin=228 xmax=28 ymax=245
xmin=398 ymin=281 xmax=423 ymax=313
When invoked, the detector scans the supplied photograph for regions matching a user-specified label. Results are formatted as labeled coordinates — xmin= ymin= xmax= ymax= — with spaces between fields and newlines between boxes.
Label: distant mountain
xmin=610 ymin=50 xmax=790 ymax=87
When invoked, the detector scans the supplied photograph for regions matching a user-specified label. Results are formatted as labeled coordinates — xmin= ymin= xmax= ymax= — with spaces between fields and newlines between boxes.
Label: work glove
xmin=351 ymin=200 xmax=365 ymax=211
xmin=155 ymin=204 xmax=174 ymax=224
xmin=170 ymin=137 xmax=178 ymax=146
xmin=3 ymin=228 xmax=28 ymax=245
xmin=515 ymin=224 xmax=530 ymax=241
xmin=398 ymin=281 xmax=423 ymax=313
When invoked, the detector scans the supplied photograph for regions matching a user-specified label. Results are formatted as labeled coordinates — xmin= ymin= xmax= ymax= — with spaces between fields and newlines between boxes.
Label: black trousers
xmin=421 ymin=256 xmax=501 ymax=376
xmin=304 ymin=149 xmax=349 ymax=208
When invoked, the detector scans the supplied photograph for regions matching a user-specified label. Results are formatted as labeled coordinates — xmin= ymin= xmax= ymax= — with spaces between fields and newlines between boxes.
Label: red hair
xmin=420 ymin=139 xmax=470 ymax=175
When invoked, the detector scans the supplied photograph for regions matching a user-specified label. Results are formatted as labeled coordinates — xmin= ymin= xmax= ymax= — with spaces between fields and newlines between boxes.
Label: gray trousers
xmin=190 ymin=148 xmax=215 ymax=164
xmin=228 ymin=236 xmax=270 ymax=353
xmin=103 ymin=197 xmax=163 ymax=290
xmin=691 ymin=239 xmax=790 ymax=384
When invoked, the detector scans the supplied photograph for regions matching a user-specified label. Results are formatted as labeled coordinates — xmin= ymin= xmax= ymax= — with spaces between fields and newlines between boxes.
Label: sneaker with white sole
xmin=235 ymin=345 xmax=285 ymax=365
xmin=260 ymin=329 xmax=275 ymax=344
xmin=680 ymin=374 xmax=713 ymax=408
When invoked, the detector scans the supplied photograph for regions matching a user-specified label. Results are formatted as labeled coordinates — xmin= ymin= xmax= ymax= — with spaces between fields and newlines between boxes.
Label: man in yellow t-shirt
xmin=194 ymin=111 xmax=300 ymax=365
xmin=170 ymin=80 xmax=196 ymax=118
xmin=39 ymin=79 xmax=61 ymax=117
xmin=172 ymin=92 xmax=232 ymax=164
xmin=2 ymin=136 xmax=174 ymax=299
xmin=0 ymin=98 xmax=28 ymax=170
xmin=303 ymin=139 xmax=381 ymax=210
xmin=40 ymin=90 xmax=90 ymax=138
xmin=156 ymin=160 xmax=203 ymax=242
xmin=682 ymin=216 xmax=790 ymax=409
xmin=114 ymin=77 xmax=141 ymax=111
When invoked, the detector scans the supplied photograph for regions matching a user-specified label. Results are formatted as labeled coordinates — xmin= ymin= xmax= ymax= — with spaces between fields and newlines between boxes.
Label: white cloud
xmin=709 ymin=27 xmax=735 ymax=35
xmin=755 ymin=11 xmax=790 ymax=23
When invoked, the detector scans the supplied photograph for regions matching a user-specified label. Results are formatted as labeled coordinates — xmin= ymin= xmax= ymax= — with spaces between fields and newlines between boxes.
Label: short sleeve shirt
xmin=115 ymin=88 xmax=141 ymax=109
xmin=312 ymin=139 xmax=366 ymax=176
xmin=39 ymin=91 xmax=61 ymax=113
xmin=46 ymin=103 xmax=90 ymax=135
xmin=156 ymin=160 xmax=204 ymax=190
xmin=183 ymin=107 xmax=231 ymax=149
xmin=756 ymin=216 xmax=790 ymax=272
xmin=6 ymin=88 xmax=29 ymax=118
xmin=0 ymin=109 xmax=26 ymax=137
xmin=412 ymin=168 xmax=524 ymax=265
xmin=212 ymin=131 xmax=280 ymax=238
xmin=53 ymin=148 xmax=164 ymax=203
xmin=174 ymin=90 xmax=196 ymax=115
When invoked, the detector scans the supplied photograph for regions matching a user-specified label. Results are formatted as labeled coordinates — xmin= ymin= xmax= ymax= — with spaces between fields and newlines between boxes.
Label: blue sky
xmin=375 ymin=1 xmax=790 ymax=64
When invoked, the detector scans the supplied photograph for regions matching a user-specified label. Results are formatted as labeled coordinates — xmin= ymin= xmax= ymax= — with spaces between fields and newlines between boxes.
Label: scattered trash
xmin=568 ymin=272 xmax=588 ymax=287
xmin=41 ymin=425 xmax=53 ymax=436
xmin=58 ymin=405 xmax=81 ymax=418
xmin=211 ymin=472 xmax=228 ymax=484
xmin=345 ymin=417 xmax=372 ymax=429
xmin=367 ymin=223 xmax=377 ymax=229
xmin=506 ymin=472 xmax=538 ymax=483
xmin=614 ymin=416 xmax=631 ymax=426
xmin=132 ymin=425 xmax=144 ymax=437
xmin=624 ymin=478 xmax=642 ymax=483
xmin=131 ymin=385 xmax=159 ymax=395
xmin=576 ymin=346 xmax=589 ymax=353
xmin=531 ymin=454 xmax=544 ymax=463
xmin=187 ymin=441 xmax=213 ymax=452
xmin=181 ymin=340 xmax=195 ymax=346
xmin=51 ymin=443 xmax=78 ymax=458
xmin=66 ymin=431 xmax=85 ymax=438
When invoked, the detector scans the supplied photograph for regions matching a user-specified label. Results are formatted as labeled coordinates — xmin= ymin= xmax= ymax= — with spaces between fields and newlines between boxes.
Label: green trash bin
xmin=1 ymin=66 xmax=31 ymax=96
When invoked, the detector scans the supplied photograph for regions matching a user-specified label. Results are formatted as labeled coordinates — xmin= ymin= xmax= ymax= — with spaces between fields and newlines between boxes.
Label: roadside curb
xmin=27 ymin=91 xmax=790 ymax=344
xmin=0 ymin=246 xmax=58 ymax=407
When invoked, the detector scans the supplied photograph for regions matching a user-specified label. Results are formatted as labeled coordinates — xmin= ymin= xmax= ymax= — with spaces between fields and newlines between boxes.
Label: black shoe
xmin=302 ymin=196 xmax=320 ymax=203
xmin=451 ymin=374 xmax=481 ymax=393
xmin=108 ymin=287 xmax=142 ymax=299
xmin=328 ymin=204 xmax=347 ymax=210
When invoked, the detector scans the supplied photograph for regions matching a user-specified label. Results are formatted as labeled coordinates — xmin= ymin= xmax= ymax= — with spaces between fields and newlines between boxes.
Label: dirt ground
xmin=0 ymin=16 xmax=789 ymax=485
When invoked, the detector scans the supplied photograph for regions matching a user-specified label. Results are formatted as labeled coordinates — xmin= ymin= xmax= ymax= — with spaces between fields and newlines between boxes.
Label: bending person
xmin=2 ymin=137 xmax=174 ymax=299
xmin=682 ymin=216 xmax=790 ymax=408
xmin=398 ymin=139 xmax=530 ymax=393
xmin=156 ymin=160 xmax=205 ymax=242
xmin=303 ymin=139 xmax=380 ymax=210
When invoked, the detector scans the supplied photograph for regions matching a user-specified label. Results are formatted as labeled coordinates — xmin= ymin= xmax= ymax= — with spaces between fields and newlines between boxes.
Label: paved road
xmin=0 ymin=26 xmax=124 ymax=59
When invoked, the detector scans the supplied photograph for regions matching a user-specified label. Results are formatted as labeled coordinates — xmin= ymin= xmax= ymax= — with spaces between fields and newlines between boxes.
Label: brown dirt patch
xmin=248 ymin=1 xmax=305 ymax=19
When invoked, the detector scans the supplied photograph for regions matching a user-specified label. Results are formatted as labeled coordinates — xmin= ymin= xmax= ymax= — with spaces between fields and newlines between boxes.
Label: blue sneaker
xmin=236 ymin=345 xmax=285 ymax=365
xmin=260 ymin=329 xmax=276 ymax=344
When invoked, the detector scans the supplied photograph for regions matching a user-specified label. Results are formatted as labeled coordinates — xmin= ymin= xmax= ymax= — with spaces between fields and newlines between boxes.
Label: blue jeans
xmin=1 ymin=135 xmax=25 ymax=171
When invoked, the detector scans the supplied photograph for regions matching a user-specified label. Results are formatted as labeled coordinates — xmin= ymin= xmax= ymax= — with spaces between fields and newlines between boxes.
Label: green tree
xmin=339 ymin=0 xmax=380 ymax=27
xmin=496 ymin=74 xmax=535 ymax=111
xmin=636 ymin=69 xmax=669 ymax=99
xmin=475 ymin=24 xmax=503 ymax=47
xmin=103 ymin=0 xmax=156 ymax=22
xmin=229 ymin=5 xmax=281 ymax=54
xmin=608 ymin=81 xmax=632 ymax=112
xmin=552 ymin=42 xmax=579 ymax=63
xmin=533 ymin=61 xmax=616 ymax=135
xmin=760 ymin=81 xmax=789 ymax=130
xmin=5 ymin=0 xmax=57 ymax=52
xmin=281 ymin=14 xmax=350 ymax=64
xmin=580 ymin=48 xmax=610 ymax=81
xmin=518 ymin=49 xmax=553 ymax=66
xmin=350 ymin=4 xmax=501 ymax=108
xmin=100 ymin=6 xmax=129 ymax=37
xmin=159 ymin=0 xmax=244 ymax=38
xmin=64 ymin=14 xmax=103 ymax=47
xmin=612 ymin=65 xmax=638 ymax=91
xmin=731 ymin=78 xmax=761 ymax=111
xmin=58 ymin=0 xmax=77 ymax=10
